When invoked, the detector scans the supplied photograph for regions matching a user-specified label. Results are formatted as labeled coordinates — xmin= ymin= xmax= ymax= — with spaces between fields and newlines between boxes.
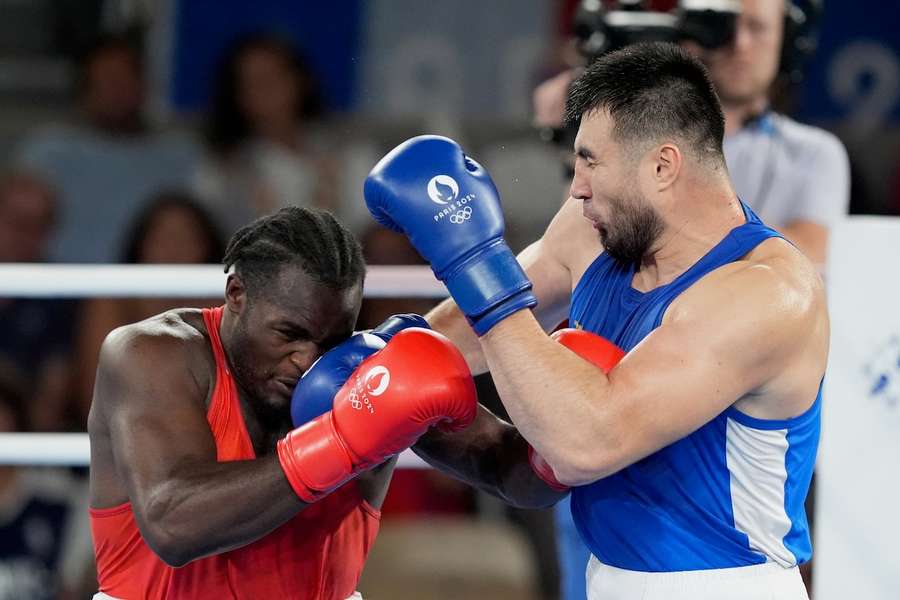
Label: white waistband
xmin=586 ymin=555 xmax=809 ymax=600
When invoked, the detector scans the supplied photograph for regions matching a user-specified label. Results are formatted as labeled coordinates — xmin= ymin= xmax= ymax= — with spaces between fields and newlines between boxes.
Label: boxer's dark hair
xmin=565 ymin=42 xmax=725 ymax=165
xmin=222 ymin=206 xmax=365 ymax=295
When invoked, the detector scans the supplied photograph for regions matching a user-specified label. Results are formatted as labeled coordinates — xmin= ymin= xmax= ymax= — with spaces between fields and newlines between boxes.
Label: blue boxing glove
xmin=290 ymin=314 xmax=430 ymax=427
xmin=364 ymin=135 xmax=537 ymax=336
xmin=370 ymin=313 xmax=429 ymax=341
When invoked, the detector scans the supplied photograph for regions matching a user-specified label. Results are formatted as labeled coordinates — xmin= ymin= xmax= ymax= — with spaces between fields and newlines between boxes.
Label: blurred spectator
xmin=0 ymin=170 xmax=57 ymax=264
xmin=74 ymin=191 xmax=223 ymax=418
xmin=17 ymin=33 xmax=199 ymax=263
xmin=195 ymin=34 xmax=332 ymax=234
xmin=0 ymin=367 xmax=94 ymax=600
xmin=194 ymin=33 xmax=378 ymax=237
xmin=684 ymin=0 xmax=849 ymax=266
xmin=0 ymin=170 xmax=78 ymax=432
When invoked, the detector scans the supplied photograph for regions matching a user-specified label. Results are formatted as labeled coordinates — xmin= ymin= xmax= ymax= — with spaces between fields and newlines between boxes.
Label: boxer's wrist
xmin=277 ymin=415 xmax=357 ymax=503
xmin=441 ymin=240 xmax=537 ymax=336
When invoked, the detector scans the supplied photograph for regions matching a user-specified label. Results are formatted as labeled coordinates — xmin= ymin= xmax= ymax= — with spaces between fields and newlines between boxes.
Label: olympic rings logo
xmin=449 ymin=206 xmax=473 ymax=224
xmin=348 ymin=388 xmax=363 ymax=410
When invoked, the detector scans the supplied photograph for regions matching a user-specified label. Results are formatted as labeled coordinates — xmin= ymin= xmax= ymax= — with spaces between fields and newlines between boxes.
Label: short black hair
xmin=222 ymin=206 xmax=365 ymax=296
xmin=565 ymin=42 xmax=725 ymax=163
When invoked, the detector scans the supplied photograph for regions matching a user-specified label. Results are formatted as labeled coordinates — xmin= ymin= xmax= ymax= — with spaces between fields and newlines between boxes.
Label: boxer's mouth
xmin=273 ymin=377 xmax=298 ymax=396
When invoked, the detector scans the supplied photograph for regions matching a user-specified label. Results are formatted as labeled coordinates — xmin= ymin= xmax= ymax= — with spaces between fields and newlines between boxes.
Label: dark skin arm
xmin=412 ymin=404 xmax=567 ymax=509
xmin=94 ymin=326 xmax=308 ymax=567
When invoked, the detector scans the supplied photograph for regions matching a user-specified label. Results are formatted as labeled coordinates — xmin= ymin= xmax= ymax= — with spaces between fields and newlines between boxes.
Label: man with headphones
xmin=683 ymin=0 xmax=849 ymax=267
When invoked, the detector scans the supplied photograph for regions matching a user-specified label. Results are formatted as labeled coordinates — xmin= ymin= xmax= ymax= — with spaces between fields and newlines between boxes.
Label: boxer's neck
xmin=633 ymin=184 xmax=742 ymax=292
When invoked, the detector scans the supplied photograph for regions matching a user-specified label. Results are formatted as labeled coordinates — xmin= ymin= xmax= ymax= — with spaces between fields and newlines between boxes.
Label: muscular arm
xmin=480 ymin=256 xmax=826 ymax=486
xmin=413 ymin=404 xmax=567 ymax=508
xmin=96 ymin=327 xmax=306 ymax=566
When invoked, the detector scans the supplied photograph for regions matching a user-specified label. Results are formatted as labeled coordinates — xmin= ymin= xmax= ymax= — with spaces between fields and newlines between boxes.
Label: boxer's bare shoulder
xmin=664 ymin=236 xmax=828 ymax=418
xmin=95 ymin=308 xmax=215 ymax=409
xmin=88 ymin=308 xmax=216 ymax=508
xmin=668 ymin=236 xmax=825 ymax=325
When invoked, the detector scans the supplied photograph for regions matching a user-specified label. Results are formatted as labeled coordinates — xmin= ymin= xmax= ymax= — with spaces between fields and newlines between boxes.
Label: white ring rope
xmin=0 ymin=263 xmax=448 ymax=298
xmin=0 ymin=262 xmax=446 ymax=467
xmin=0 ymin=433 xmax=430 ymax=469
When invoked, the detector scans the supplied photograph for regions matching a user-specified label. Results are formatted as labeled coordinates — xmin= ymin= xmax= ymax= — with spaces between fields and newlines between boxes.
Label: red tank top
xmin=90 ymin=306 xmax=381 ymax=599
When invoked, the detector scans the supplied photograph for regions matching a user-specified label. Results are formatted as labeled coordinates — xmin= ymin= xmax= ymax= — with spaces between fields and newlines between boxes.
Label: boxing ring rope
xmin=0 ymin=263 xmax=449 ymax=469
xmin=0 ymin=263 xmax=448 ymax=298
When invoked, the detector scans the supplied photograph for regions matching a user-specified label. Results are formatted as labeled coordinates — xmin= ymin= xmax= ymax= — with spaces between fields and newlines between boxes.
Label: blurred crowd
xmin=0 ymin=0 xmax=892 ymax=597
xmin=0 ymin=29 xmax=486 ymax=599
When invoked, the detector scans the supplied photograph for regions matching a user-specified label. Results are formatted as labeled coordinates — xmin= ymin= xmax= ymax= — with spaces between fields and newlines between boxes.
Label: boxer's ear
xmin=225 ymin=272 xmax=248 ymax=315
xmin=652 ymin=142 xmax=683 ymax=192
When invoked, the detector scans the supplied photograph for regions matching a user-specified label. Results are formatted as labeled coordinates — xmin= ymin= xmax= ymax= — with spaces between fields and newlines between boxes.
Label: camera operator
xmin=535 ymin=2 xmax=847 ymax=598
xmin=684 ymin=0 xmax=848 ymax=267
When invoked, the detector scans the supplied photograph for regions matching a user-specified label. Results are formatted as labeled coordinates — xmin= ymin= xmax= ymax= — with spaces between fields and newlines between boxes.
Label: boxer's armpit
xmin=412 ymin=404 xmax=567 ymax=509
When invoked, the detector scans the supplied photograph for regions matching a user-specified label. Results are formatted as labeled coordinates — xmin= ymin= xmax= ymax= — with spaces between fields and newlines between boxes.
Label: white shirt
xmin=724 ymin=111 xmax=850 ymax=229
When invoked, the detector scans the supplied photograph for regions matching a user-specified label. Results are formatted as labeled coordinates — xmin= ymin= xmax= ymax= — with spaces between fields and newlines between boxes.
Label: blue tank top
xmin=568 ymin=201 xmax=820 ymax=572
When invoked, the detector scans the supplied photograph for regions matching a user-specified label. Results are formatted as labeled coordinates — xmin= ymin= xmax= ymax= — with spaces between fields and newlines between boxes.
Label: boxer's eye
xmin=276 ymin=327 xmax=309 ymax=342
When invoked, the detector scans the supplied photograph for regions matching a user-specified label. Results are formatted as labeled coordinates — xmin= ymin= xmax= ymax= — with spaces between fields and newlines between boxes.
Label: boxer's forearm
xmin=412 ymin=404 xmax=566 ymax=509
xmin=426 ymin=298 xmax=489 ymax=375
xmin=480 ymin=311 xmax=616 ymax=485
xmin=136 ymin=455 xmax=308 ymax=566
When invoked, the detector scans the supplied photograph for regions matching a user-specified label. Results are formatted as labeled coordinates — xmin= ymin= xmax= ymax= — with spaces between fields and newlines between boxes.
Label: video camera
xmin=572 ymin=0 xmax=741 ymax=61
xmin=573 ymin=0 xmax=821 ymax=81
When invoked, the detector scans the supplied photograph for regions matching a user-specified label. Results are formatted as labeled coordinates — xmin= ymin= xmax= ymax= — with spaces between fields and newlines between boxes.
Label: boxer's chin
xmin=601 ymin=197 xmax=663 ymax=266
xmin=256 ymin=388 xmax=291 ymax=420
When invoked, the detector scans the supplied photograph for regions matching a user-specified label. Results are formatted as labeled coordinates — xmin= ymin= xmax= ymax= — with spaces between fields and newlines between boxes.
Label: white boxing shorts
xmin=586 ymin=555 xmax=809 ymax=600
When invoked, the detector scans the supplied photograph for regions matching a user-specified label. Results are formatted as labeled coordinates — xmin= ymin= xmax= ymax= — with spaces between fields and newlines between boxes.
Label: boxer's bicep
xmin=598 ymin=270 xmax=802 ymax=474
xmin=98 ymin=331 xmax=215 ymax=535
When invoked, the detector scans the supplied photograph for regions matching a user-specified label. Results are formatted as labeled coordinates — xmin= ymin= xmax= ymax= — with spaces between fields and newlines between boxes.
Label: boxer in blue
xmin=370 ymin=42 xmax=825 ymax=599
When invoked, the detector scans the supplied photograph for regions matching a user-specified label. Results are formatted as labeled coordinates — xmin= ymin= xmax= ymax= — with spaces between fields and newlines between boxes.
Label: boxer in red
xmin=87 ymin=207 xmax=475 ymax=600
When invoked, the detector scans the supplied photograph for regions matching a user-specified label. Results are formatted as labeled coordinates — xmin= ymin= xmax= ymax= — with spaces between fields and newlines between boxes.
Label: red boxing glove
xmin=528 ymin=329 xmax=625 ymax=491
xmin=277 ymin=328 xmax=476 ymax=503
xmin=528 ymin=445 xmax=570 ymax=492
xmin=551 ymin=328 xmax=625 ymax=374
